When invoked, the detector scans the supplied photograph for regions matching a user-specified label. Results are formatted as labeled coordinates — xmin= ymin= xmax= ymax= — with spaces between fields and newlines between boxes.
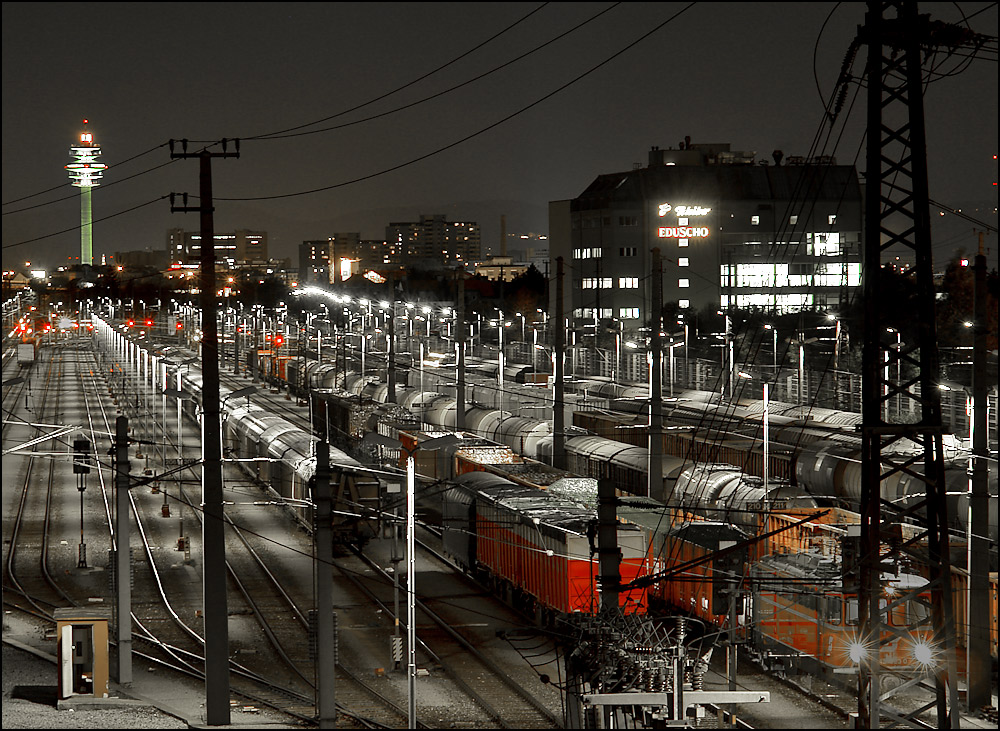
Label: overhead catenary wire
xmin=213 ymin=3 xmax=698 ymax=204
xmin=2 ymin=5 xmax=551 ymax=210
xmin=243 ymin=2 xmax=620 ymax=142
xmin=1 ymin=3 xmax=693 ymax=249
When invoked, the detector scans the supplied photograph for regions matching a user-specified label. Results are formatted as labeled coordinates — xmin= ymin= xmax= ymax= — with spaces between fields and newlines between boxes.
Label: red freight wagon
xmin=442 ymin=472 xmax=649 ymax=621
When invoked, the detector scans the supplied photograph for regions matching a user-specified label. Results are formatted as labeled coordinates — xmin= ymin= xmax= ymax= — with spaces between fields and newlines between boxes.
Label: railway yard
xmin=2 ymin=300 xmax=997 ymax=729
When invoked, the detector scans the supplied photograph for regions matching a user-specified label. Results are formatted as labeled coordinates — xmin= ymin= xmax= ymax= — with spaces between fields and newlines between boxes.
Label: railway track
xmin=95 ymin=333 xmax=431 ymax=726
xmin=3 ymin=344 xmax=80 ymax=618
xmin=342 ymin=544 xmax=563 ymax=729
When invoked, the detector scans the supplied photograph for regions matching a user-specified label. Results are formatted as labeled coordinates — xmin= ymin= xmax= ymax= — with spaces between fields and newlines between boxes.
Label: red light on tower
xmin=274 ymin=334 xmax=284 ymax=347
xmin=176 ymin=321 xmax=183 ymax=330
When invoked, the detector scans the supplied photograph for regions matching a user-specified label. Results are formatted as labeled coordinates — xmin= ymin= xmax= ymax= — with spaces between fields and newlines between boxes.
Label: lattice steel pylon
xmin=858 ymin=2 xmax=965 ymax=728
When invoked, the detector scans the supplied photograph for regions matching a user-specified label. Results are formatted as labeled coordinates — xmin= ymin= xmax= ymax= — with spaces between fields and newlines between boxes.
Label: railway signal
xmin=73 ymin=437 xmax=92 ymax=568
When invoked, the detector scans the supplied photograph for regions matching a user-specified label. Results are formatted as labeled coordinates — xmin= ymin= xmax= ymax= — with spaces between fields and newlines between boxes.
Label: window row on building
xmin=550 ymin=142 xmax=863 ymax=324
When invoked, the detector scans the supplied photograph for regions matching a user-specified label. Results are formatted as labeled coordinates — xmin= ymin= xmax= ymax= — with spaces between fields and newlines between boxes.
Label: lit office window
xmin=619 ymin=277 xmax=639 ymax=289
xmin=678 ymin=278 xmax=690 ymax=288
xmin=679 ymin=299 xmax=690 ymax=308
xmin=751 ymin=215 xmax=760 ymax=225
xmin=678 ymin=258 xmax=689 ymax=267
xmin=828 ymin=214 xmax=837 ymax=225
xmin=789 ymin=215 xmax=798 ymax=225
xmin=619 ymin=307 xmax=640 ymax=319
xmin=678 ymin=239 xmax=689 ymax=247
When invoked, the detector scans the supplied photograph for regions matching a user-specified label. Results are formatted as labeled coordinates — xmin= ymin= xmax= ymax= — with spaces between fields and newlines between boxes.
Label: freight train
xmin=441 ymin=471 xmax=650 ymax=625
xmin=307 ymin=372 xmax=998 ymax=550
xmin=106 ymin=328 xmax=996 ymax=686
xmin=410 ymin=431 xmax=998 ymax=686
xmin=161 ymin=353 xmax=383 ymax=546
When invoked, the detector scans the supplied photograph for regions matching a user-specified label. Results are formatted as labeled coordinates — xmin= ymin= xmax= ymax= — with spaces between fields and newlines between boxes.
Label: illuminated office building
xmin=167 ymin=228 xmax=268 ymax=266
xmin=549 ymin=143 xmax=863 ymax=326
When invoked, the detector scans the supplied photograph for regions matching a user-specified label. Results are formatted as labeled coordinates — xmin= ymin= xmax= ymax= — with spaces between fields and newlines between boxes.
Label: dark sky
xmin=3 ymin=2 xmax=997 ymax=270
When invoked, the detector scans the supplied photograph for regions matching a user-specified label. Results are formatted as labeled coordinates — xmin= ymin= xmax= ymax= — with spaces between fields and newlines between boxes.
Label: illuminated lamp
xmin=912 ymin=640 xmax=935 ymax=666
xmin=65 ymin=120 xmax=108 ymax=267
xmin=848 ymin=641 xmax=867 ymax=664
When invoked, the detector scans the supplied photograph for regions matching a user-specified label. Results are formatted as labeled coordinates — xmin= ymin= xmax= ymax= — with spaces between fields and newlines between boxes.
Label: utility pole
xmin=113 ymin=416 xmax=132 ymax=685
xmin=314 ymin=442 xmax=336 ymax=729
xmin=967 ymin=232 xmax=991 ymax=711
xmin=456 ymin=267 xmax=466 ymax=432
xmin=857 ymin=5 xmax=970 ymax=727
xmin=553 ymin=257 xmax=566 ymax=470
xmin=387 ymin=287 xmax=396 ymax=404
xmin=170 ymin=138 xmax=239 ymax=726
xmin=649 ymin=248 xmax=663 ymax=501
xmin=596 ymin=479 xmax=620 ymax=612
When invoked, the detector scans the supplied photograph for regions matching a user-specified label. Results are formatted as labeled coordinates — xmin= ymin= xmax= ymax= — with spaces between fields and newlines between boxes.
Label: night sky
xmin=3 ymin=2 xmax=997 ymax=270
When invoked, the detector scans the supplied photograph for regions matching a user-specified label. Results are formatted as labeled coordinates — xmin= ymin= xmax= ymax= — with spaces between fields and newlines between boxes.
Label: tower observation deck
xmin=66 ymin=120 xmax=108 ymax=267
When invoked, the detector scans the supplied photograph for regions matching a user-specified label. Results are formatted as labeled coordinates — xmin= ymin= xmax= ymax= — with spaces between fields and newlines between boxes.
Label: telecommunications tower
xmin=66 ymin=120 xmax=107 ymax=267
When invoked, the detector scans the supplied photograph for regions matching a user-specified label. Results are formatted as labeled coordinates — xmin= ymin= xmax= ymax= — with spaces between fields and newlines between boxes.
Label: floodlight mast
xmin=66 ymin=120 xmax=108 ymax=267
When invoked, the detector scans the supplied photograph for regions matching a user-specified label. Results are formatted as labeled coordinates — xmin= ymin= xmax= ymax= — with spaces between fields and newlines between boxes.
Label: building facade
xmin=299 ymin=234 xmax=393 ymax=285
xmin=385 ymin=214 xmax=480 ymax=270
xmin=167 ymin=229 xmax=268 ymax=267
xmin=549 ymin=144 xmax=863 ymax=328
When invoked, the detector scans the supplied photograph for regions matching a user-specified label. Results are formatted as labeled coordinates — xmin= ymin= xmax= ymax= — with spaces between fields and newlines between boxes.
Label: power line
xmin=1 ymin=196 xmax=169 ymax=250
xmin=2 ymin=142 xmax=168 ymax=210
xmin=214 ymin=3 xmax=698 ymax=204
xmin=244 ymin=3 xmax=621 ymax=143
xmin=244 ymin=2 xmax=557 ymax=141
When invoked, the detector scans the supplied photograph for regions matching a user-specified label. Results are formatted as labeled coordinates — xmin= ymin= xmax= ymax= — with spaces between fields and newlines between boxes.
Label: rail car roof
xmin=226 ymin=406 xmax=287 ymax=441
xmin=455 ymin=472 xmax=598 ymax=535
xmin=566 ymin=435 xmax=645 ymax=464
xmin=666 ymin=521 xmax=750 ymax=549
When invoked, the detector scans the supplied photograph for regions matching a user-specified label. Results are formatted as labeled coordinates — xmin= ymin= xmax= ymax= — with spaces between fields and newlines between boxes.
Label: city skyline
xmin=3 ymin=2 xmax=996 ymax=270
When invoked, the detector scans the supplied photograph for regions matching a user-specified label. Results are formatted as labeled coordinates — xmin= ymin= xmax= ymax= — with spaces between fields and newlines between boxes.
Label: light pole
xmin=738 ymin=371 xmax=770 ymax=552
xmin=164 ymin=384 xmax=193 ymax=467
xmin=887 ymin=327 xmax=902 ymax=419
xmin=362 ymin=432 xmax=461 ymax=729
xmin=666 ymin=331 xmax=684 ymax=398
xmin=498 ymin=310 xmax=505 ymax=399
xmin=788 ymin=333 xmax=818 ymax=404
xmin=764 ymin=324 xmax=777 ymax=380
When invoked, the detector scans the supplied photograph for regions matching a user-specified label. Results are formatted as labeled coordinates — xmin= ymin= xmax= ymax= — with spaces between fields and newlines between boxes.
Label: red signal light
xmin=127 ymin=319 xmax=134 ymax=327
xmin=275 ymin=335 xmax=284 ymax=347
xmin=176 ymin=322 xmax=183 ymax=330
xmin=145 ymin=319 xmax=153 ymax=327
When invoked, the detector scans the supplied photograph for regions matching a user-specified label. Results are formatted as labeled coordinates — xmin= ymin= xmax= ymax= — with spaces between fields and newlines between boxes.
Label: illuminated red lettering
xmin=657 ymin=226 xmax=709 ymax=238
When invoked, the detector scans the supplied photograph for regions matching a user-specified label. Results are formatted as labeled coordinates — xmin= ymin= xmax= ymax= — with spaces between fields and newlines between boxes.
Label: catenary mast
xmin=66 ymin=120 xmax=108 ymax=267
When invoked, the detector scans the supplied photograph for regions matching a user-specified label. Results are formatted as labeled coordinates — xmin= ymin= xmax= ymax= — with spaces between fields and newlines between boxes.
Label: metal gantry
xmin=857 ymin=3 xmax=975 ymax=727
